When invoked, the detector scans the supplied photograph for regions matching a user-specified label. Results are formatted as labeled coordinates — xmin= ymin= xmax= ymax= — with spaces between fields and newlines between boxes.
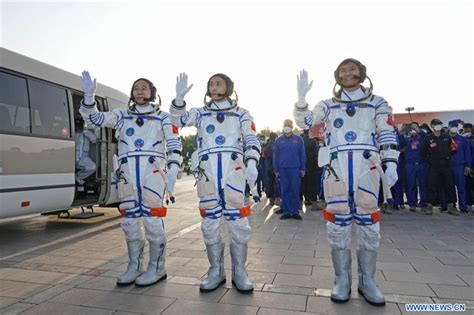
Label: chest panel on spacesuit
xmin=117 ymin=112 xmax=166 ymax=160
xmin=197 ymin=110 xmax=243 ymax=156
xmin=326 ymin=102 xmax=377 ymax=147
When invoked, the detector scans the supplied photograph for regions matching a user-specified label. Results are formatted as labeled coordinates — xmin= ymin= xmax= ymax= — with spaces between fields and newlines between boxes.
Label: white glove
xmin=245 ymin=160 xmax=259 ymax=187
xmin=175 ymin=72 xmax=193 ymax=106
xmin=385 ymin=162 xmax=398 ymax=188
xmin=296 ymin=69 xmax=313 ymax=108
xmin=166 ymin=164 xmax=180 ymax=195
xmin=81 ymin=71 xmax=97 ymax=105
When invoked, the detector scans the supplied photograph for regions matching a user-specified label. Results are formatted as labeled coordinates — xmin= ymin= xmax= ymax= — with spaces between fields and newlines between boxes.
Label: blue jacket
xmin=451 ymin=134 xmax=472 ymax=167
xmin=273 ymin=134 xmax=306 ymax=172
xmin=400 ymin=133 xmax=424 ymax=163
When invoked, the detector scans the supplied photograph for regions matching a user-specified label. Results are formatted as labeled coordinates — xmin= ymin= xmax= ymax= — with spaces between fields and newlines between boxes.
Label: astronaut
xmin=75 ymin=118 xmax=97 ymax=185
xmin=293 ymin=59 xmax=399 ymax=306
xmin=80 ymin=71 xmax=182 ymax=287
xmin=170 ymin=73 xmax=260 ymax=293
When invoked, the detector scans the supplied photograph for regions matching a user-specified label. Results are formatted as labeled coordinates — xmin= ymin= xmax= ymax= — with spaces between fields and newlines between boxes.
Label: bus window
xmin=0 ymin=72 xmax=30 ymax=134
xmin=29 ymin=79 xmax=71 ymax=138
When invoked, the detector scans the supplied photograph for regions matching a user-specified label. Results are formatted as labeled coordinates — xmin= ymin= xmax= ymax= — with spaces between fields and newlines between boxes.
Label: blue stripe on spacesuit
xmin=375 ymin=100 xmax=388 ymax=109
xmin=224 ymin=210 xmax=241 ymax=219
xmin=180 ymin=112 xmax=190 ymax=126
xmin=135 ymin=156 xmax=142 ymax=212
xmin=217 ymin=153 xmax=224 ymax=208
xmin=375 ymin=111 xmax=391 ymax=116
xmin=226 ymin=184 xmax=244 ymax=194
xmin=328 ymin=200 xmax=348 ymax=205
xmin=358 ymin=187 xmax=377 ymax=199
xmin=152 ymin=140 xmax=162 ymax=146
xmin=144 ymin=186 xmax=162 ymax=199
xmin=353 ymin=213 xmax=376 ymax=225
xmin=348 ymin=151 xmax=354 ymax=211
xmin=120 ymin=140 xmax=128 ymax=145
xmin=201 ymin=198 xmax=218 ymax=203
xmin=114 ymin=112 xmax=124 ymax=129
xmin=329 ymin=104 xmax=375 ymax=109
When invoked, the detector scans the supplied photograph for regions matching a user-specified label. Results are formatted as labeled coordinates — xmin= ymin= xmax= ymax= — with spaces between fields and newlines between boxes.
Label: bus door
xmin=71 ymin=94 xmax=107 ymax=207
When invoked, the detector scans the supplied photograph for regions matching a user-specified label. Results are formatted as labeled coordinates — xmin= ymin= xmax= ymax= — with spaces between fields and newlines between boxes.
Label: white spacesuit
xmin=293 ymin=59 xmax=399 ymax=306
xmin=75 ymin=126 xmax=97 ymax=185
xmin=80 ymin=72 xmax=182 ymax=287
xmin=170 ymin=73 xmax=260 ymax=293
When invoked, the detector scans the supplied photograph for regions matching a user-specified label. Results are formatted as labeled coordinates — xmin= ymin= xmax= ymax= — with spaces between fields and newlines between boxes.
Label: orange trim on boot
xmin=322 ymin=209 xmax=335 ymax=223
xmin=199 ymin=208 xmax=206 ymax=218
xmin=150 ymin=207 xmax=167 ymax=217
xmin=370 ymin=209 xmax=381 ymax=223
xmin=239 ymin=205 xmax=251 ymax=218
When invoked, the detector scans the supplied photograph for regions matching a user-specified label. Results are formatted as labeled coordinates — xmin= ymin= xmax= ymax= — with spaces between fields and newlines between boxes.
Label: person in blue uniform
xmin=448 ymin=120 xmax=472 ymax=213
xmin=399 ymin=122 xmax=428 ymax=211
xmin=273 ymin=119 xmax=306 ymax=220
xmin=461 ymin=123 xmax=474 ymax=212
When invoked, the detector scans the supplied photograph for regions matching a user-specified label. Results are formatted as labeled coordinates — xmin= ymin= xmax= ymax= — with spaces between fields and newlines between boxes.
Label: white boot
xmin=134 ymin=241 xmax=167 ymax=287
xmin=230 ymin=243 xmax=254 ymax=293
xmin=330 ymin=249 xmax=352 ymax=303
xmin=200 ymin=242 xmax=226 ymax=292
xmin=116 ymin=239 xmax=144 ymax=286
xmin=357 ymin=249 xmax=385 ymax=306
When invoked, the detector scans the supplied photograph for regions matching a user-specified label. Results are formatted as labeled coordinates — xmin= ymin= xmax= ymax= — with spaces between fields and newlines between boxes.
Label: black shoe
xmin=280 ymin=214 xmax=292 ymax=220
xmin=292 ymin=214 xmax=303 ymax=220
xmin=275 ymin=209 xmax=283 ymax=214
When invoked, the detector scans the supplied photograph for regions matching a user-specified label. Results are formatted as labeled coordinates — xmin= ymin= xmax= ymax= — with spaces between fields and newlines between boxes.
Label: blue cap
xmin=448 ymin=119 xmax=459 ymax=126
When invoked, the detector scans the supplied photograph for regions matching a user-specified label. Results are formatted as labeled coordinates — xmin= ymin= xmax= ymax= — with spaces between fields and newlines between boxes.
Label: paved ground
xmin=0 ymin=175 xmax=473 ymax=314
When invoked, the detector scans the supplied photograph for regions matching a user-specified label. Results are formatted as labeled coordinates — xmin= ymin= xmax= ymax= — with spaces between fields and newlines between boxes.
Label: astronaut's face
xmin=133 ymin=80 xmax=152 ymax=105
xmin=208 ymin=76 xmax=227 ymax=102
xmin=338 ymin=62 xmax=361 ymax=90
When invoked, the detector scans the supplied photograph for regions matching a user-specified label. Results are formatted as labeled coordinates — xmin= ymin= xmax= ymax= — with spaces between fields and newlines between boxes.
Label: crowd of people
xmin=254 ymin=118 xmax=474 ymax=217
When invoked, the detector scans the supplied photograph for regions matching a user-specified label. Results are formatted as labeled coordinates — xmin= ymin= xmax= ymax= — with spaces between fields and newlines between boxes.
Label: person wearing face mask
xmin=399 ymin=122 xmax=428 ymax=212
xmin=462 ymin=123 xmax=474 ymax=212
xmin=169 ymin=73 xmax=260 ymax=293
xmin=421 ymin=118 xmax=458 ymax=215
xmin=79 ymin=72 xmax=182 ymax=287
xmin=273 ymin=120 xmax=306 ymax=219
xmin=447 ymin=120 xmax=472 ymax=213
xmin=293 ymin=59 xmax=399 ymax=306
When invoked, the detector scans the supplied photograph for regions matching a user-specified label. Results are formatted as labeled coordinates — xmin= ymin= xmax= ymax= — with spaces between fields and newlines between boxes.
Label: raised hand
xmin=175 ymin=72 xmax=193 ymax=102
xmin=296 ymin=69 xmax=313 ymax=107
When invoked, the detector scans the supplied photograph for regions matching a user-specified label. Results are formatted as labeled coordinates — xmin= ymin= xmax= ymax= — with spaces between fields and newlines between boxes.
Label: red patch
xmin=172 ymin=125 xmax=179 ymax=135
xmin=251 ymin=121 xmax=256 ymax=132
xmin=387 ymin=115 xmax=394 ymax=126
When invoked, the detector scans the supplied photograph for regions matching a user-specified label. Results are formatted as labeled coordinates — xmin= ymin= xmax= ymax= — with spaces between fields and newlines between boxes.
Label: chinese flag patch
xmin=251 ymin=121 xmax=256 ymax=132
xmin=387 ymin=115 xmax=394 ymax=126
xmin=172 ymin=125 xmax=179 ymax=135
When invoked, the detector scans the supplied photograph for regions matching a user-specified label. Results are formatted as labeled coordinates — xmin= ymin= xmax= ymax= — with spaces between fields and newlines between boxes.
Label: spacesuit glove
xmin=245 ymin=160 xmax=259 ymax=187
xmin=81 ymin=71 xmax=97 ymax=105
xmin=296 ymin=69 xmax=313 ymax=108
xmin=385 ymin=162 xmax=398 ymax=188
xmin=175 ymin=72 xmax=193 ymax=106
xmin=166 ymin=164 xmax=180 ymax=195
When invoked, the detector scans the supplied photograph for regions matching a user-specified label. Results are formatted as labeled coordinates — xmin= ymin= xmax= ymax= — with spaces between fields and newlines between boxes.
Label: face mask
xmin=449 ymin=127 xmax=458 ymax=133
xmin=463 ymin=132 xmax=471 ymax=137
xmin=283 ymin=127 xmax=292 ymax=134
xmin=433 ymin=125 xmax=443 ymax=132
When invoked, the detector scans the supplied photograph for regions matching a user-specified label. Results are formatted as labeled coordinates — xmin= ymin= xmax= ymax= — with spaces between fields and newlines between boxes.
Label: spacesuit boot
xmin=200 ymin=242 xmax=226 ymax=292
xmin=330 ymin=249 xmax=352 ymax=303
xmin=230 ymin=243 xmax=254 ymax=293
xmin=135 ymin=242 xmax=167 ymax=287
xmin=357 ymin=249 xmax=385 ymax=306
xmin=116 ymin=239 xmax=144 ymax=286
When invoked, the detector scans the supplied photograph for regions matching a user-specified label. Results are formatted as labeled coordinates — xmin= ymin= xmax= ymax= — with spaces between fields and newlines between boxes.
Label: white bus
xmin=0 ymin=48 xmax=129 ymax=219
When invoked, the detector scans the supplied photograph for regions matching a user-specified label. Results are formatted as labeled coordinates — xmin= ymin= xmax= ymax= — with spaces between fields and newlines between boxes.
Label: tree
xmin=180 ymin=134 xmax=197 ymax=172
